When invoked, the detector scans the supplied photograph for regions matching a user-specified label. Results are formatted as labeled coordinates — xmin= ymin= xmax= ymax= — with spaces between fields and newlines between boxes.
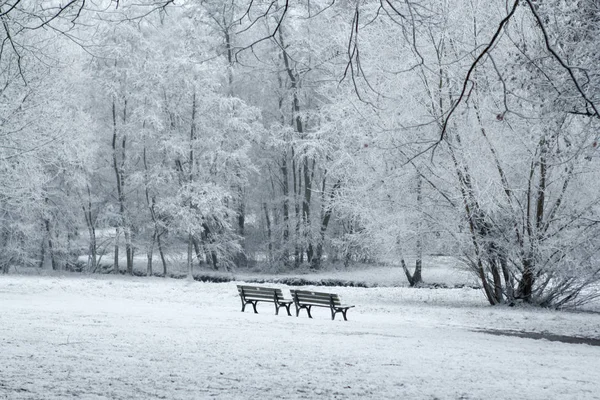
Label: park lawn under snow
xmin=1 ymin=275 xmax=600 ymax=400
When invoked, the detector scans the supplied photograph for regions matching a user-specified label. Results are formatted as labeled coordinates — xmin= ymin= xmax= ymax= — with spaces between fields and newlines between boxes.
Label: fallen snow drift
xmin=1 ymin=275 xmax=599 ymax=399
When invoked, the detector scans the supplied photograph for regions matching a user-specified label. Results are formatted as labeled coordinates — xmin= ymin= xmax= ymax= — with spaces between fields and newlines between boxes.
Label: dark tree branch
xmin=524 ymin=0 xmax=600 ymax=120
xmin=439 ymin=0 xmax=520 ymax=142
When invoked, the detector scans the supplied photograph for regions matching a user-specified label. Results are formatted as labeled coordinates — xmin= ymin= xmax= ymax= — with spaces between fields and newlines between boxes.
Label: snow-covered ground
xmin=1 ymin=275 xmax=599 ymax=399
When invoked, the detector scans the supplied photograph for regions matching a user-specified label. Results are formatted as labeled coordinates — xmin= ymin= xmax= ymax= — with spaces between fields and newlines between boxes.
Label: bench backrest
xmin=237 ymin=285 xmax=287 ymax=301
xmin=290 ymin=289 xmax=341 ymax=306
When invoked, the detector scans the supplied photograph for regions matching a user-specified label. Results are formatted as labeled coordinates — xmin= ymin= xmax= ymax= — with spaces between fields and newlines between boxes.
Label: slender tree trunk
xmin=401 ymin=257 xmax=416 ymax=286
xmin=83 ymin=184 xmax=98 ymax=272
xmin=292 ymin=148 xmax=302 ymax=267
xmin=147 ymin=231 xmax=155 ymax=276
xmin=45 ymin=218 xmax=57 ymax=271
xmin=88 ymin=228 xmax=97 ymax=272
xmin=303 ymin=159 xmax=314 ymax=263
xmin=311 ymin=180 xmax=341 ymax=270
xmin=223 ymin=20 xmax=234 ymax=95
xmin=413 ymin=173 xmax=423 ymax=285
xmin=143 ymin=144 xmax=167 ymax=277
xmin=235 ymin=182 xmax=247 ymax=268
xmin=187 ymin=232 xmax=193 ymax=280
xmin=38 ymin=230 xmax=46 ymax=270
xmin=237 ymin=186 xmax=245 ymax=237
xmin=343 ymin=221 xmax=354 ymax=268
xmin=281 ymin=154 xmax=290 ymax=266
xmin=263 ymin=202 xmax=273 ymax=263
xmin=520 ymin=139 xmax=547 ymax=301
xmin=157 ymin=233 xmax=167 ymax=277
xmin=122 ymin=101 xmax=133 ymax=275
xmin=490 ymin=256 xmax=503 ymax=301
xmin=113 ymin=226 xmax=120 ymax=274
xmin=202 ymin=223 xmax=219 ymax=270
xmin=88 ymin=230 xmax=97 ymax=272
xmin=191 ymin=236 xmax=204 ymax=266
xmin=112 ymin=97 xmax=133 ymax=275
xmin=186 ymin=92 xmax=198 ymax=280
xmin=1 ymin=229 xmax=9 ymax=273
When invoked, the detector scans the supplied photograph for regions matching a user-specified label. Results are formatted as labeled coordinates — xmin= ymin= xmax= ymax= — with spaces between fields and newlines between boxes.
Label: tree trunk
xmin=281 ymin=153 xmax=290 ymax=266
xmin=263 ymin=202 xmax=273 ymax=263
xmin=124 ymin=229 xmax=133 ymax=275
xmin=89 ymin=229 xmax=97 ymax=272
xmin=187 ymin=232 xmax=193 ymax=280
xmin=401 ymin=258 xmax=416 ymax=287
xmin=45 ymin=218 xmax=57 ymax=271
xmin=237 ymin=186 xmax=245 ymax=237
xmin=157 ymin=233 xmax=168 ymax=277
xmin=303 ymin=159 xmax=314 ymax=263
xmin=112 ymin=97 xmax=133 ymax=275
xmin=235 ymin=184 xmax=248 ymax=268
xmin=412 ymin=173 xmax=423 ymax=286
xmin=202 ymin=223 xmax=219 ymax=270
xmin=192 ymin=235 xmax=204 ymax=266
xmin=292 ymin=148 xmax=302 ymax=268
xmin=83 ymin=184 xmax=98 ymax=272
xmin=147 ymin=231 xmax=155 ymax=276
xmin=38 ymin=230 xmax=46 ymax=270
xmin=186 ymin=92 xmax=201 ymax=275
xmin=311 ymin=180 xmax=341 ymax=270
xmin=113 ymin=226 xmax=120 ymax=274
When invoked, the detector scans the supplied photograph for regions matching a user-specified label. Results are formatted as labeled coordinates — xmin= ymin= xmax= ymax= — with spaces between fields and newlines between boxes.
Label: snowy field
xmin=1 ymin=275 xmax=600 ymax=400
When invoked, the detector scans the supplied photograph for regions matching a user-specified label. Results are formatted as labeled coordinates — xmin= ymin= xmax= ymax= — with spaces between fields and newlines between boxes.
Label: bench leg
xmin=241 ymin=300 xmax=258 ymax=313
xmin=275 ymin=303 xmax=291 ymax=316
xmin=296 ymin=305 xmax=312 ymax=318
xmin=330 ymin=307 xmax=349 ymax=321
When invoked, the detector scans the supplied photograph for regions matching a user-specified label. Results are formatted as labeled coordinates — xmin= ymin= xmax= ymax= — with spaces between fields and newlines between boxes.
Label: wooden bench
xmin=237 ymin=285 xmax=293 ymax=316
xmin=290 ymin=289 xmax=355 ymax=321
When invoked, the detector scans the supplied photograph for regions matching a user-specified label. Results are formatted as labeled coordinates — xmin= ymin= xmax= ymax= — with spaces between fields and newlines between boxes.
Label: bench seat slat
xmin=237 ymin=286 xmax=283 ymax=293
xmin=292 ymin=295 xmax=341 ymax=304
xmin=242 ymin=293 xmax=286 ymax=301
xmin=241 ymin=294 xmax=290 ymax=302
xmin=294 ymin=295 xmax=340 ymax=302
xmin=293 ymin=300 xmax=342 ymax=306
xmin=240 ymin=289 xmax=284 ymax=296
xmin=293 ymin=299 xmax=341 ymax=306
xmin=237 ymin=286 xmax=281 ymax=290
xmin=238 ymin=288 xmax=283 ymax=295
xmin=292 ymin=290 xmax=338 ymax=297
